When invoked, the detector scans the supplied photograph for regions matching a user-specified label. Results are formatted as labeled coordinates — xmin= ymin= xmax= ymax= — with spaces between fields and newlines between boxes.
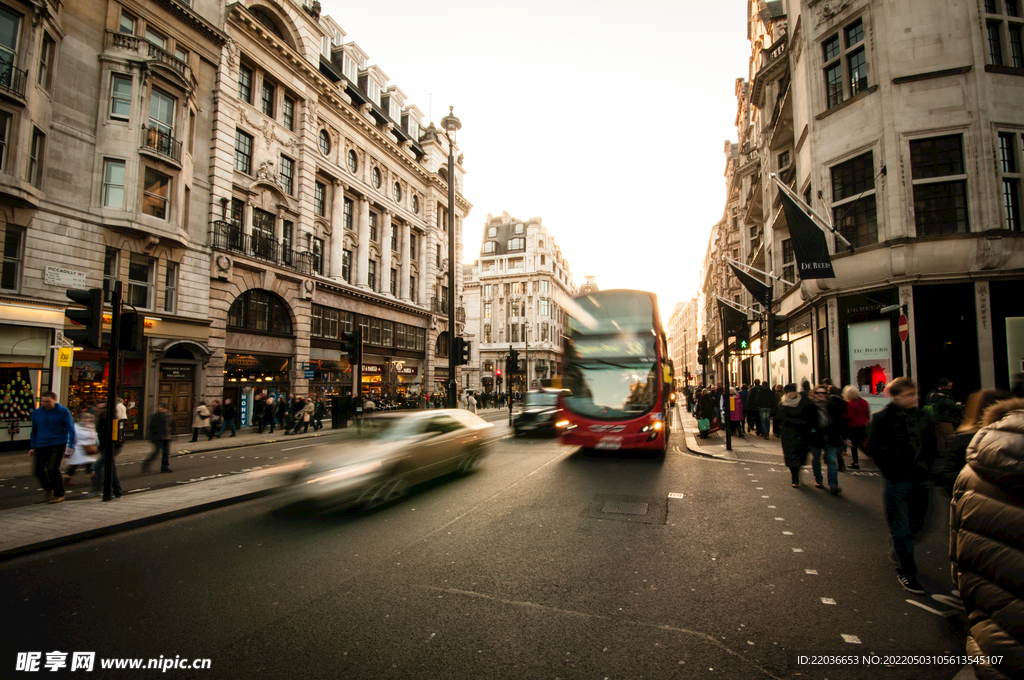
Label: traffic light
xmin=341 ymin=328 xmax=362 ymax=364
xmin=697 ymin=339 xmax=708 ymax=365
xmin=509 ymin=349 xmax=520 ymax=371
xmin=736 ymin=322 xmax=750 ymax=351
xmin=496 ymin=369 xmax=503 ymax=387
xmin=460 ymin=339 xmax=471 ymax=366
xmin=120 ymin=311 xmax=146 ymax=352
xmin=767 ymin=313 xmax=788 ymax=351
xmin=65 ymin=288 xmax=103 ymax=348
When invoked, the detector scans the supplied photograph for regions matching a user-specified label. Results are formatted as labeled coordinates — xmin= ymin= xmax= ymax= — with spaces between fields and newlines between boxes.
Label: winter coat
xmin=276 ymin=398 xmax=288 ymax=420
xmin=867 ymin=402 xmax=938 ymax=483
xmin=191 ymin=404 xmax=211 ymax=429
xmin=223 ymin=402 xmax=237 ymax=422
xmin=67 ymin=423 xmax=99 ymax=466
xmin=810 ymin=395 xmax=846 ymax=448
xmin=777 ymin=393 xmax=817 ymax=468
xmin=843 ymin=397 xmax=871 ymax=430
xmin=729 ymin=393 xmax=744 ymax=422
xmin=739 ymin=389 xmax=751 ymax=412
xmin=148 ymin=410 xmax=174 ymax=442
xmin=301 ymin=400 xmax=315 ymax=421
xmin=926 ymin=388 xmax=964 ymax=426
xmin=314 ymin=401 xmax=324 ymax=419
xmin=949 ymin=398 xmax=1024 ymax=680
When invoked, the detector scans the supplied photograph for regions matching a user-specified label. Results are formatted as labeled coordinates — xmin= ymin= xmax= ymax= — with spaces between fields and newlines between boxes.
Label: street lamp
xmin=524 ymin=320 xmax=530 ymax=391
xmin=440 ymin=106 xmax=461 ymax=409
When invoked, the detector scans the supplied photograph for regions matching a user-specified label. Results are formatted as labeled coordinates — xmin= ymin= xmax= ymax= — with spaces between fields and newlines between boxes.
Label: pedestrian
xmin=458 ymin=390 xmax=468 ymax=410
xmin=276 ymin=394 xmax=289 ymax=433
xmin=219 ymin=397 xmax=237 ymax=438
xmin=756 ymin=380 xmax=777 ymax=440
xmin=210 ymin=400 xmax=222 ymax=439
xmin=29 ymin=390 xmax=76 ymax=504
xmin=190 ymin=401 xmax=211 ymax=442
xmin=728 ymin=387 xmax=744 ymax=437
xmin=264 ymin=393 xmax=276 ymax=434
xmin=87 ymin=402 xmax=122 ymax=499
xmin=809 ymin=384 xmax=845 ymax=494
xmin=468 ymin=391 xmax=477 ymax=414
xmin=867 ymin=377 xmax=938 ymax=595
xmin=841 ymin=385 xmax=870 ymax=470
xmin=143 ymin=402 xmax=175 ymax=473
xmin=925 ymin=378 xmax=964 ymax=455
xmin=772 ymin=384 xmax=784 ymax=436
xmin=253 ymin=391 xmax=265 ymax=433
xmin=301 ymin=397 xmax=314 ymax=433
xmin=778 ymin=383 xmax=817 ymax=488
xmin=739 ymin=384 xmax=753 ymax=433
xmin=949 ymin=396 xmax=1024 ymax=680
xmin=313 ymin=397 xmax=324 ymax=431
xmin=745 ymin=381 xmax=760 ymax=434
xmin=115 ymin=397 xmax=128 ymax=440
xmin=64 ymin=411 xmax=98 ymax=485
xmin=933 ymin=388 xmax=1010 ymax=495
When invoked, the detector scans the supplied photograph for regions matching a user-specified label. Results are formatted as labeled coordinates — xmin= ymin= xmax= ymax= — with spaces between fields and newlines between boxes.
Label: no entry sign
xmin=898 ymin=314 xmax=909 ymax=342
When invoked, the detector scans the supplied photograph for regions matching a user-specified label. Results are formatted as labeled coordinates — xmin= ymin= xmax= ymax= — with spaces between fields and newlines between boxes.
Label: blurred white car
xmin=282 ymin=409 xmax=494 ymax=511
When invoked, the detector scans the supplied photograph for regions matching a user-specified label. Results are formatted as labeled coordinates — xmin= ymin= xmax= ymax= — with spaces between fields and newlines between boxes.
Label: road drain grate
xmin=602 ymin=500 xmax=649 ymax=515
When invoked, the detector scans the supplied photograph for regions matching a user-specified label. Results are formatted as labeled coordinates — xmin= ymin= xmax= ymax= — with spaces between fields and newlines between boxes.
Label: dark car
xmin=513 ymin=389 xmax=569 ymax=437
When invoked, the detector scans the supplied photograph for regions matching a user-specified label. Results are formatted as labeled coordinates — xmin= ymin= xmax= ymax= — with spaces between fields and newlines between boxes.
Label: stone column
xmin=356 ymin=195 xmax=370 ymax=289
xmin=420 ymin=229 xmax=432 ymax=306
xmin=399 ymin=222 xmax=411 ymax=301
xmin=329 ymin=180 xmax=346 ymax=280
xmin=380 ymin=211 xmax=393 ymax=295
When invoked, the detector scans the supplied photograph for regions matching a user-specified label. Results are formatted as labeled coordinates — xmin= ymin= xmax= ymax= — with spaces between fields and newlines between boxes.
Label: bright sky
xmin=321 ymin=0 xmax=751 ymax=319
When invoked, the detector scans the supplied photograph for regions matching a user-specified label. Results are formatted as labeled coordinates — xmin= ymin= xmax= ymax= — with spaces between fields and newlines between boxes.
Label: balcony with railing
xmin=105 ymin=30 xmax=196 ymax=88
xmin=0 ymin=60 xmax=27 ymax=100
xmin=141 ymin=126 xmax=182 ymax=163
xmin=430 ymin=297 xmax=448 ymax=316
xmin=750 ymin=34 xmax=788 ymax=108
xmin=211 ymin=221 xmax=315 ymax=275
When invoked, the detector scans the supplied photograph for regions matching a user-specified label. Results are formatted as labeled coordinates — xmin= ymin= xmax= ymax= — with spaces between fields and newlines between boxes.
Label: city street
xmin=1 ymin=409 xmax=968 ymax=679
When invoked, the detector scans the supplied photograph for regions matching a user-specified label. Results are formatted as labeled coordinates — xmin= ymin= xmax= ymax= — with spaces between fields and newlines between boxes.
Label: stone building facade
xmin=205 ymin=2 xmax=469 ymax=420
xmin=666 ymin=298 xmax=698 ymax=387
xmin=0 ymin=0 xmax=225 ymax=443
xmin=699 ymin=0 xmax=1024 ymax=405
xmin=462 ymin=212 xmax=575 ymax=395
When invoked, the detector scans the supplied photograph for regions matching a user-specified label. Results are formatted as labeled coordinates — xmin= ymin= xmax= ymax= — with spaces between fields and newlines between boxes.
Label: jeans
xmin=34 ymin=444 xmax=66 ymax=497
xmin=885 ymin=479 xmax=931 ymax=577
xmin=759 ymin=408 xmax=772 ymax=438
xmin=809 ymin=444 xmax=839 ymax=488
xmin=218 ymin=419 xmax=236 ymax=437
xmin=92 ymin=449 xmax=122 ymax=497
xmin=145 ymin=440 xmax=171 ymax=470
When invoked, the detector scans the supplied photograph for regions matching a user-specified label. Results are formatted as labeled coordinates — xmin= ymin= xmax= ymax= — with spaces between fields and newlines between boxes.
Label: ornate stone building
xmin=206 ymin=2 xmax=469 ymax=418
xmin=462 ymin=212 xmax=575 ymax=395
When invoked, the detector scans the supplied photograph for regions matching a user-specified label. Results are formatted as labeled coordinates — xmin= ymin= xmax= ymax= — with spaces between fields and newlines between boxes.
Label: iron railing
xmin=105 ymin=30 xmax=194 ymax=86
xmin=430 ymin=297 xmax=448 ymax=315
xmin=0 ymin=61 xmax=27 ymax=99
xmin=141 ymin=126 xmax=182 ymax=162
xmin=211 ymin=221 xmax=316 ymax=275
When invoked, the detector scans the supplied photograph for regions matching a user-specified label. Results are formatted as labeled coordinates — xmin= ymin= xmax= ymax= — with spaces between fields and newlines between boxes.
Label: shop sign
xmin=304 ymin=370 xmax=315 ymax=379
xmin=228 ymin=355 xmax=260 ymax=368
xmin=44 ymin=266 xmax=87 ymax=290
xmin=361 ymin=364 xmax=383 ymax=374
xmin=160 ymin=366 xmax=193 ymax=381
xmin=57 ymin=348 xmax=74 ymax=367
xmin=396 ymin=366 xmax=418 ymax=376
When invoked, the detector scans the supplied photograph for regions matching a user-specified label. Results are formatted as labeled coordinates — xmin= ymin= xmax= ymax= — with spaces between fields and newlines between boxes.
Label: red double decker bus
xmin=558 ymin=289 xmax=674 ymax=457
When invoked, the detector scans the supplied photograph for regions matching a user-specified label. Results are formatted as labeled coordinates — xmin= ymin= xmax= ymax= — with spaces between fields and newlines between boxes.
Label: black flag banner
xmin=728 ymin=263 xmax=771 ymax=306
xmin=778 ymin=188 xmax=836 ymax=279
xmin=719 ymin=299 xmax=749 ymax=336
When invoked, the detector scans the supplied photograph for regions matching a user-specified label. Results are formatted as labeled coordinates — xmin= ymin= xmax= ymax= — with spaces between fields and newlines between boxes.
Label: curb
xmin=0 ymin=486 xmax=279 ymax=564
xmin=172 ymin=429 xmax=344 ymax=457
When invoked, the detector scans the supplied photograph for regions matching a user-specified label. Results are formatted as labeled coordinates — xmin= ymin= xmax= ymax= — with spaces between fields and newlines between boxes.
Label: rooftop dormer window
xmin=514 ymin=223 xmax=524 ymax=234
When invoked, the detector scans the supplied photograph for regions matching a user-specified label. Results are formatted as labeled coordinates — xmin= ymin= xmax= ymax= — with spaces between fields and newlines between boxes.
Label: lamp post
xmin=440 ymin=106 xmax=461 ymax=409
xmin=524 ymin=320 xmax=530 ymax=391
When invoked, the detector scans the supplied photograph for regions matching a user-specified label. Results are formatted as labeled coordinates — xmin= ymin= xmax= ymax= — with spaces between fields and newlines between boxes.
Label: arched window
xmin=227 ymin=290 xmax=293 ymax=334
xmin=436 ymin=331 xmax=449 ymax=357
xmin=438 ymin=167 xmax=448 ymax=182
xmin=250 ymin=7 xmax=286 ymax=41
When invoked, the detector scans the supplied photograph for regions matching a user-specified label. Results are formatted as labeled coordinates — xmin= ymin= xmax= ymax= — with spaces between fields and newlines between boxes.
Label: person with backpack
xmin=925 ymin=378 xmax=964 ymax=454
xmin=809 ymin=384 xmax=846 ymax=495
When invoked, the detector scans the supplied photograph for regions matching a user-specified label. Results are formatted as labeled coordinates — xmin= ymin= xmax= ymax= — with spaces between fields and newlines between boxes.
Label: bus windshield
xmin=563 ymin=360 xmax=658 ymax=420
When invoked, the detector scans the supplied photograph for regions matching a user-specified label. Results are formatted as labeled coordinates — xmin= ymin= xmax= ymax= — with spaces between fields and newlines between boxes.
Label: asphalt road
xmin=1 ymin=415 xmax=967 ymax=679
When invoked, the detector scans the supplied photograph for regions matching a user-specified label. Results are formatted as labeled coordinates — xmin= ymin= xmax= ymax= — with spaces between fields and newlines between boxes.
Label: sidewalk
xmin=676 ymin=407 xmax=880 ymax=473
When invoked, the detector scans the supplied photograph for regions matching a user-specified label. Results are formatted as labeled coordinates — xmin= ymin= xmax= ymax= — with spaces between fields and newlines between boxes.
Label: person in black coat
xmin=143 ymin=402 xmax=175 ymax=472
xmin=777 ymin=383 xmax=818 ymax=488
xmin=275 ymin=394 xmax=289 ymax=433
xmin=219 ymin=398 xmax=237 ymax=438
xmin=867 ymin=377 xmax=939 ymax=595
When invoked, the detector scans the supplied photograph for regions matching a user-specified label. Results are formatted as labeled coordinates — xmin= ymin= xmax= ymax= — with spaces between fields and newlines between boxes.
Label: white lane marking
xmin=931 ymin=594 xmax=965 ymax=610
xmin=128 ymin=488 xmax=150 ymax=493
xmin=841 ymin=634 xmax=861 ymax=644
xmin=783 ymin=531 xmax=793 ymax=535
xmin=821 ymin=598 xmax=836 ymax=605
xmin=767 ymin=505 xmax=776 ymax=508
xmin=906 ymin=600 xmax=959 ymax=617
xmin=774 ymin=517 xmax=784 ymax=521
xmin=668 ymin=493 xmax=684 ymax=499
xmin=281 ymin=444 xmax=318 ymax=451
xmin=805 ymin=569 xmax=818 ymax=575
xmin=792 ymin=548 xmax=804 ymax=552
xmin=761 ymin=495 xmax=770 ymax=498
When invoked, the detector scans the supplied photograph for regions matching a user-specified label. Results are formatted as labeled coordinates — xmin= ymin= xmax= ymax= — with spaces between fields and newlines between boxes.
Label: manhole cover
xmin=602 ymin=500 xmax=649 ymax=515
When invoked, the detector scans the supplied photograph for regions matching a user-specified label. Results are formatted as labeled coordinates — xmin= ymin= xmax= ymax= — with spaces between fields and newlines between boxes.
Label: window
xmin=174 ymin=46 xmax=188 ymax=63
xmin=102 ymin=159 xmax=126 ymax=209
xmin=372 ymin=166 xmax=381 ymax=188
xmin=412 ymin=194 xmax=419 ymax=213
xmin=483 ymin=241 xmax=495 ymax=253
xmin=541 ymin=322 xmax=549 ymax=342
xmin=311 ymin=304 xmax=340 ymax=339
xmin=514 ymin=223 xmax=524 ymax=234
xmin=487 ymin=227 xmax=497 ymax=237
xmin=258 ymin=79 xmax=275 ymax=118
xmin=393 ymin=182 xmax=401 ymax=202
xmin=484 ymin=324 xmax=491 ymax=343
xmin=142 ymin=168 xmax=170 ymax=219
xmin=985 ymin=1 xmax=1024 ymax=68
xmin=409 ymin=232 xmax=417 ymax=258
xmin=484 ymin=302 xmax=491 ymax=320
xmin=251 ymin=208 xmax=275 ymax=259
xmin=438 ymin=206 xmax=448 ymax=232
xmin=511 ymin=324 xmax=519 ymax=343
xmin=342 ymin=249 xmax=352 ymax=282
xmin=343 ymin=197 xmax=353 ymax=230
xmin=540 ymin=254 xmax=545 ymax=265
xmin=227 ymin=290 xmax=292 ymax=334
xmin=281 ymin=220 xmax=293 ymax=265
xmin=382 ymin=320 xmax=394 ymax=347
xmin=396 ymin=324 xmax=407 ymax=349
xmin=436 ymin=244 xmax=441 ymax=267
xmin=38 ymin=33 xmax=54 ymax=90
xmin=830 ymin=151 xmax=878 ymax=248
xmin=319 ymin=129 xmax=330 ymax=156
xmin=540 ymin=299 xmax=549 ymax=316
xmin=28 ymin=128 xmax=44 ymax=187
xmin=314 ymin=181 xmax=326 ymax=217
xmin=313 ymin=237 xmax=324 ymax=275
xmin=0 ymin=111 xmax=8 ymax=171
xmin=283 ymin=96 xmax=295 ymax=131
xmin=998 ymin=132 xmax=1023 ymax=231
xmin=148 ymin=88 xmax=175 ymax=135
xmin=104 ymin=74 xmax=131 ymax=121
xmin=118 ymin=11 xmax=136 ymax=35
xmin=507 ymin=237 xmax=525 ymax=250
xmin=234 ymin=128 xmax=253 ymax=174
xmin=823 ymin=18 xmax=868 ymax=109
xmin=164 ymin=261 xmax=178 ymax=313
xmin=347 ymin=149 xmax=358 ymax=173
xmin=540 ymin=280 xmax=549 ymax=293
xmin=370 ymin=318 xmax=382 ymax=345
xmin=369 ymin=212 xmax=378 ymax=241
xmin=409 ymin=275 xmax=416 ymax=303
xmin=391 ymin=228 xmax=398 ymax=252
xmin=238 ymin=64 xmax=253 ymax=103
xmin=368 ymin=259 xmax=377 ymax=290
xmin=103 ymin=248 xmax=118 ymax=304
xmin=0 ymin=8 xmax=18 ymax=76
xmin=230 ymin=197 xmax=245 ymax=227
xmin=782 ymin=238 xmax=795 ymax=283
xmin=910 ymin=134 xmax=969 ymax=236
xmin=279 ymin=155 xmax=294 ymax=195
xmin=145 ymin=28 xmax=166 ymax=50
xmin=1 ymin=225 xmax=22 ymax=291
xmin=127 ymin=254 xmax=154 ymax=310
xmin=390 ymin=268 xmax=397 ymax=295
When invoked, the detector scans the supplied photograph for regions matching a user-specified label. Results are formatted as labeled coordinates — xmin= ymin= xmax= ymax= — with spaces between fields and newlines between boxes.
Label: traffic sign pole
xmin=898 ymin=313 xmax=911 ymax=379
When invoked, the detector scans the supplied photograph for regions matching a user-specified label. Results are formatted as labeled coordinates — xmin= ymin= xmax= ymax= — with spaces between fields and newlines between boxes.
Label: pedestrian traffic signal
xmin=120 ymin=310 xmax=145 ymax=352
xmin=697 ymin=339 xmax=708 ymax=365
xmin=459 ymin=338 xmax=471 ymax=365
xmin=65 ymin=288 xmax=103 ymax=348
xmin=341 ymin=328 xmax=361 ymax=363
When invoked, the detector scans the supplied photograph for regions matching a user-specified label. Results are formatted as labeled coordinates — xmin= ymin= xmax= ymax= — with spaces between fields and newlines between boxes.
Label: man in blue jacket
xmin=30 ymin=391 xmax=76 ymax=504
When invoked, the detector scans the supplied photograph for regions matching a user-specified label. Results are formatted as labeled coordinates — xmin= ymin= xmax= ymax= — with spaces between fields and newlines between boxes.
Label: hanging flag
xmin=719 ymin=300 xmax=748 ymax=336
xmin=778 ymin=189 xmax=836 ymax=279
xmin=728 ymin=263 xmax=771 ymax=306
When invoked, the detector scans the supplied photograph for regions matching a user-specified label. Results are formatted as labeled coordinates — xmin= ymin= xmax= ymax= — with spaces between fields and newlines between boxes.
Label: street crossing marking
xmin=841 ymin=634 xmax=862 ymax=644
xmin=805 ymin=569 xmax=818 ymax=574
xmin=667 ymin=492 xmax=684 ymax=499
xmin=821 ymin=598 xmax=836 ymax=605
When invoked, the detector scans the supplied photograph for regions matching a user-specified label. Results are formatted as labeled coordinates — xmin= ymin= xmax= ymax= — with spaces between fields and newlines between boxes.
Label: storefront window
xmin=848 ymin=320 xmax=893 ymax=410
